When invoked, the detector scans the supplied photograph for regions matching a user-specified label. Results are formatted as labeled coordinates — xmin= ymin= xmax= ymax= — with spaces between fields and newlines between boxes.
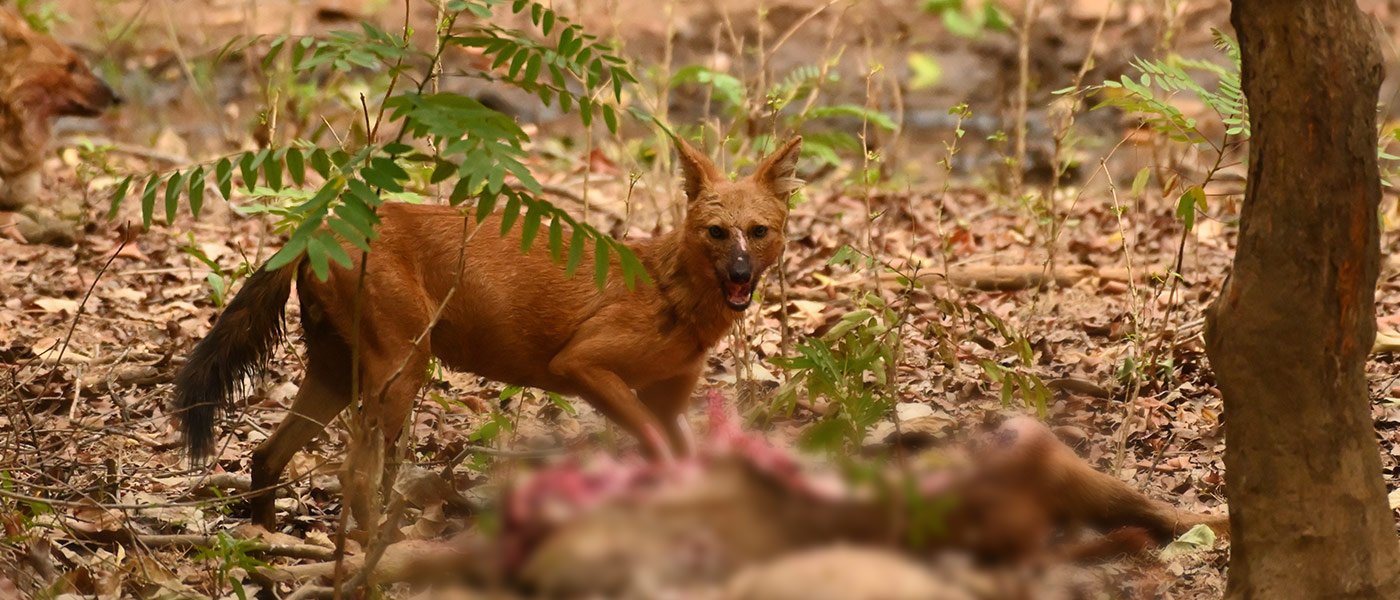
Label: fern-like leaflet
xmin=108 ymin=0 xmax=649 ymax=290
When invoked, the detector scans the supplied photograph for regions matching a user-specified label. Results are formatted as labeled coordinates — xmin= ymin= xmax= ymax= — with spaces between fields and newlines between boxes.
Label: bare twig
xmin=12 ymin=232 xmax=132 ymax=454
xmin=59 ymin=137 xmax=189 ymax=166
xmin=0 ymin=453 xmax=333 ymax=510
xmin=1042 ymin=0 xmax=1114 ymax=278
xmin=1010 ymin=0 xmax=1043 ymax=202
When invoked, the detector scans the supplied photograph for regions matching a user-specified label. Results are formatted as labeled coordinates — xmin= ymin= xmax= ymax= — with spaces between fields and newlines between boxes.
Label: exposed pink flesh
xmin=499 ymin=388 xmax=850 ymax=571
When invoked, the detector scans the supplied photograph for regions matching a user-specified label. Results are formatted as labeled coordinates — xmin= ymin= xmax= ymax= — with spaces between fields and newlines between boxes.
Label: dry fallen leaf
xmin=33 ymin=297 xmax=80 ymax=314
xmin=1374 ymin=328 xmax=1400 ymax=355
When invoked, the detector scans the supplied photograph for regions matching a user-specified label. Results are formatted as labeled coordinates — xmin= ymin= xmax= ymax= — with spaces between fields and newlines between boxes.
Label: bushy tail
xmin=173 ymin=260 xmax=300 ymax=461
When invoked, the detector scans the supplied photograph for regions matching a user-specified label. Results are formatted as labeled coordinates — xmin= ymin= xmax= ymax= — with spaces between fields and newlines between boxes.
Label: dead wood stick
xmin=1372 ymin=328 xmax=1400 ymax=355
xmin=160 ymin=470 xmax=342 ymax=496
xmin=141 ymin=535 xmax=335 ymax=560
xmin=1045 ymin=377 xmax=1113 ymax=399
xmin=844 ymin=265 xmax=1174 ymax=292
xmin=156 ymin=472 xmax=254 ymax=492
xmin=284 ymin=585 xmax=336 ymax=600
xmin=944 ymin=264 xmax=1095 ymax=291
xmin=70 ymin=530 xmax=335 ymax=560
xmin=165 ymin=464 xmax=347 ymax=497
xmin=59 ymin=136 xmax=189 ymax=165
xmin=257 ymin=539 xmax=481 ymax=584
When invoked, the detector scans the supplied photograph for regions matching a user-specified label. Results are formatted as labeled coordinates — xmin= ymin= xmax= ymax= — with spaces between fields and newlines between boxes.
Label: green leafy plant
xmin=669 ymin=62 xmax=894 ymax=169
xmin=971 ymin=306 xmax=1051 ymax=415
xmin=1041 ymin=31 xmax=1240 ymax=396
xmin=1073 ymin=29 xmax=1245 ymax=254
xmin=1086 ymin=27 xmax=1254 ymax=176
xmin=901 ymin=474 xmax=960 ymax=548
xmin=502 ymin=384 xmax=578 ymax=417
xmin=920 ymin=0 xmax=1013 ymax=39
xmin=915 ymin=290 xmax=1050 ymax=415
xmin=14 ymin=0 xmax=68 ymax=33
xmin=906 ymin=53 xmax=943 ymax=91
xmin=1086 ymin=29 xmax=1400 ymax=216
xmin=109 ymin=0 xmax=647 ymax=290
xmin=772 ymin=239 xmax=1050 ymax=453
xmin=769 ymin=247 xmax=916 ymax=453
xmin=771 ymin=292 xmax=900 ymax=453
xmin=1160 ymin=523 xmax=1219 ymax=560
xmin=1063 ymin=32 xmax=1250 ymax=394
xmin=1378 ymin=126 xmax=1400 ymax=190
xmin=250 ymin=23 xmax=409 ymax=143
xmin=1090 ymin=30 xmax=1247 ymax=147
xmin=191 ymin=532 xmax=266 ymax=600
xmin=1072 ymin=29 xmax=1245 ymax=238
xmin=469 ymin=405 xmax=515 ymax=446
xmin=179 ymin=234 xmax=253 ymax=307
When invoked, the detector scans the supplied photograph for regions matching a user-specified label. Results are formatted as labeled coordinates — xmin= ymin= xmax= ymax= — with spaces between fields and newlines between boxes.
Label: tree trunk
xmin=1204 ymin=1 xmax=1400 ymax=598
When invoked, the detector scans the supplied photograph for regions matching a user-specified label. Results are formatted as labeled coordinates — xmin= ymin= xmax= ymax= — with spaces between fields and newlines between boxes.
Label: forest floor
xmin=7 ymin=0 xmax=1400 ymax=598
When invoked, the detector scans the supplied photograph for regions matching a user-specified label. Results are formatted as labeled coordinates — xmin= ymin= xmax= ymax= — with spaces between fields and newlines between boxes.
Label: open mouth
xmin=69 ymin=86 xmax=121 ymax=117
xmin=62 ymin=98 xmax=109 ymax=118
xmin=722 ymin=280 xmax=754 ymax=311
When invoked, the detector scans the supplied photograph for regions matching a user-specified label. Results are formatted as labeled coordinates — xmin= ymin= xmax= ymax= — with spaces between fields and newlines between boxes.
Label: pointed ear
xmin=752 ymin=136 xmax=803 ymax=197
xmin=0 ymin=10 xmax=31 ymax=46
xmin=674 ymin=135 xmax=723 ymax=203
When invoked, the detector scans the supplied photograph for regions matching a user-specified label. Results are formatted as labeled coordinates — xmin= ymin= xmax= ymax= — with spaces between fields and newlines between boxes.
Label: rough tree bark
xmin=1204 ymin=1 xmax=1400 ymax=598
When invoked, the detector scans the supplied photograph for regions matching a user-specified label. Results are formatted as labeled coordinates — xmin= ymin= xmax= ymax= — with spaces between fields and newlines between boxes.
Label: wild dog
xmin=0 ymin=8 xmax=119 ymax=210
xmin=174 ymin=136 xmax=802 ymax=527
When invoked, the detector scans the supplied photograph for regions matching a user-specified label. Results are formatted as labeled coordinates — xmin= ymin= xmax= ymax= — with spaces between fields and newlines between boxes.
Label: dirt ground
xmin=7 ymin=0 xmax=1400 ymax=598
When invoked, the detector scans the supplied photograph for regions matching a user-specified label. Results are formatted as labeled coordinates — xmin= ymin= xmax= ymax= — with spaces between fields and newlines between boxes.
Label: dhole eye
xmin=708 ymin=225 xmax=728 ymax=240
xmin=66 ymin=61 xmax=79 ymax=73
xmin=750 ymin=225 xmax=769 ymax=239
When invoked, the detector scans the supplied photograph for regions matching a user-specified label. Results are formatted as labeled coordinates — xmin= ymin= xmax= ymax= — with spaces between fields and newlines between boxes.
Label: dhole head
xmin=0 ymin=8 xmax=119 ymax=119
xmin=675 ymin=135 xmax=802 ymax=311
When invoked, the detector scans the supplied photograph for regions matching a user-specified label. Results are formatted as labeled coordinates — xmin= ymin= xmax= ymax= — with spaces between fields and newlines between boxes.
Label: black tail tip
xmin=179 ymin=415 xmax=218 ymax=463
xmin=173 ymin=370 xmax=223 ymax=465
xmin=182 ymin=421 xmax=217 ymax=464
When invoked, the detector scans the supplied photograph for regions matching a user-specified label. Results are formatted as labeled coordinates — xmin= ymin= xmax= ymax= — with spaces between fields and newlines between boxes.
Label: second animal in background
xmin=0 ymin=8 xmax=119 ymax=210
xmin=172 ymin=135 xmax=804 ymax=528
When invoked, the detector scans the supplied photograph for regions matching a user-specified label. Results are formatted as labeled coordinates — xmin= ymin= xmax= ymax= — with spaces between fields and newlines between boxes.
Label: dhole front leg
xmin=638 ymin=370 xmax=701 ymax=456
xmin=550 ymin=356 xmax=671 ymax=461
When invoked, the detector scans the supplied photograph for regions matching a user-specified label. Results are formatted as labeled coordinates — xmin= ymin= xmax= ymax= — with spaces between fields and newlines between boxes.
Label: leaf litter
xmin=8 ymin=0 xmax=1400 ymax=598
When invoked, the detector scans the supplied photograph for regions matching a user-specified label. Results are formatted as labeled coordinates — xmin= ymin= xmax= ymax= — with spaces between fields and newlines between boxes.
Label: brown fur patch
xmin=0 ymin=8 xmax=117 ymax=208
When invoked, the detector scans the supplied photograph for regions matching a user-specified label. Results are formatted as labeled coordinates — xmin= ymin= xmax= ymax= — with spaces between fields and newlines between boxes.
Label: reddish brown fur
xmin=173 ymin=136 xmax=803 ymax=527
xmin=948 ymin=417 xmax=1228 ymax=562
xmin=0 ymin=8 xmax=118 ymax=209
xmin=507 ymin=414 xmax=1227 ymax=595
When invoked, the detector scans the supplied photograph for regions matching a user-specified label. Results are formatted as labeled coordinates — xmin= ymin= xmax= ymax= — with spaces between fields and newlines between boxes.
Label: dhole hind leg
xmin=250 ymin=333 xmax=353 ymax=528
xmin=341 ymin=308 xmax=433 ymax=532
